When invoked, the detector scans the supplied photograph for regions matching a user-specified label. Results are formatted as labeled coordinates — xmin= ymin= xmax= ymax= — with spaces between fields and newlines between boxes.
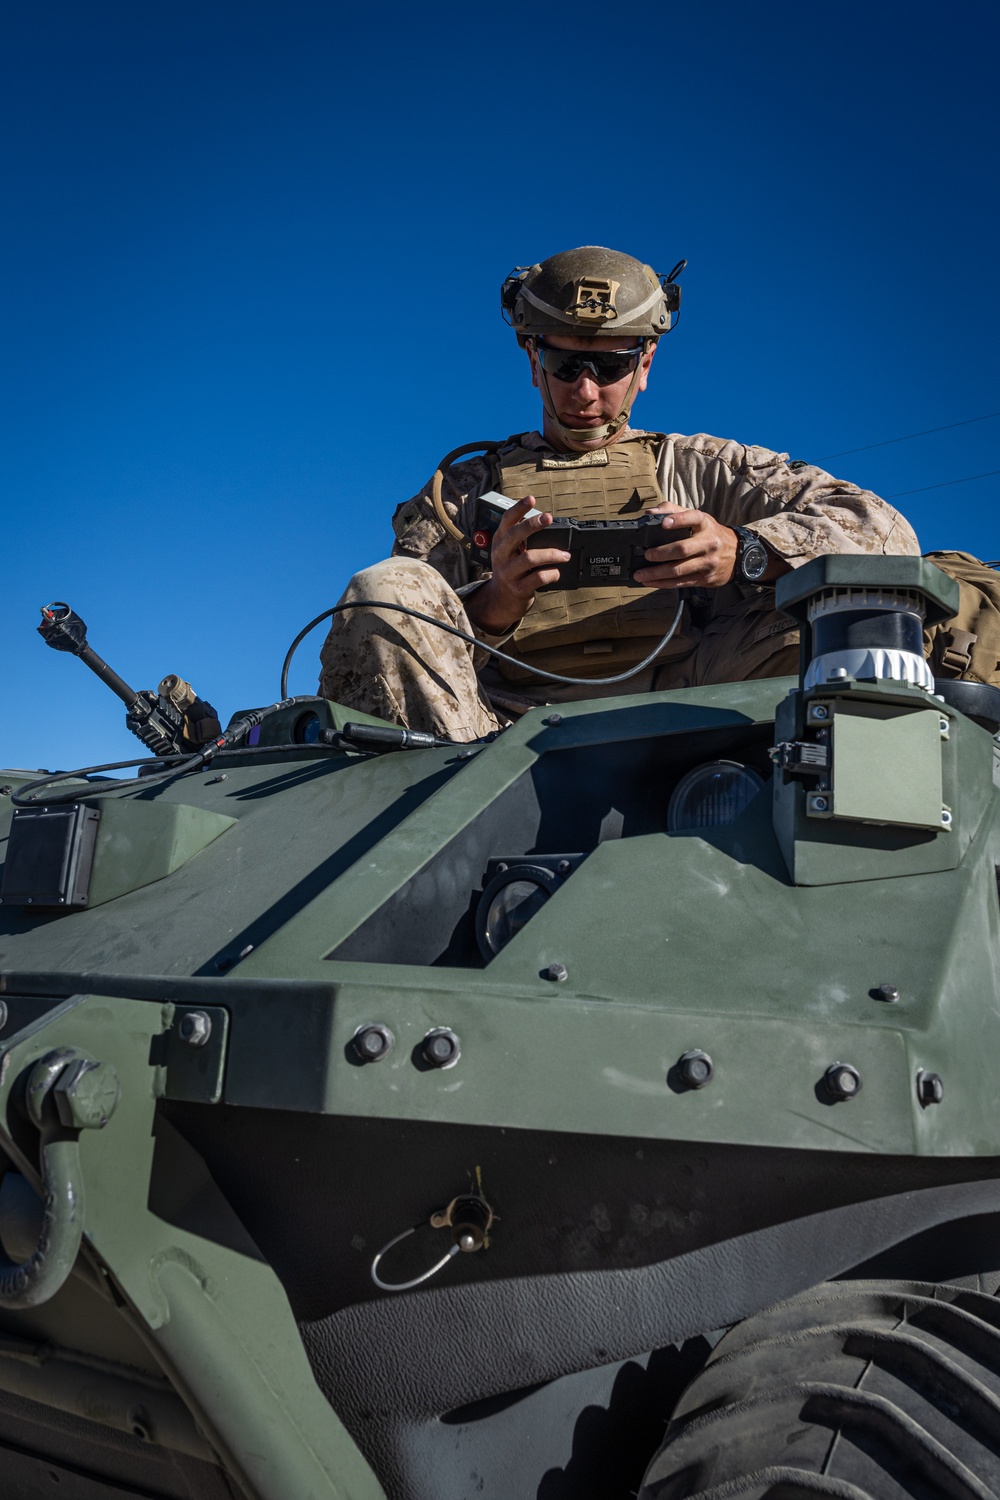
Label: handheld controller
xmin=469 ymin=491 xmax=691 ymax=589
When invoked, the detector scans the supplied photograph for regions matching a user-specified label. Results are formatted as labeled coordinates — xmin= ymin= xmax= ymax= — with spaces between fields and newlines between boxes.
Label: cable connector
xmin=337 ymin=722 xmax=455 ymax=752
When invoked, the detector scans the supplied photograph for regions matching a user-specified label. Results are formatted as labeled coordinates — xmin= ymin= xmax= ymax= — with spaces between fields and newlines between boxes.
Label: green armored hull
xmin=3 ymin=557 xmax=1000 ymax=1499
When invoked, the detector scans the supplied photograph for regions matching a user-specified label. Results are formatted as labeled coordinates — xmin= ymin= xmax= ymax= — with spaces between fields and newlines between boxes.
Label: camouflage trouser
xmin=317 ymin=558 xmax=802 ymax=741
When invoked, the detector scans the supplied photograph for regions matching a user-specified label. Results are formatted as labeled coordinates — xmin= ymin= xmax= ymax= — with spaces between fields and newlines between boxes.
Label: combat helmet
xmin=500 ymin=246 xmax=685 ymax=447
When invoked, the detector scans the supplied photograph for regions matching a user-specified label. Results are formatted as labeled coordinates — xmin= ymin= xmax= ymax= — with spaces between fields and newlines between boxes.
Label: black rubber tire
xmin=638 ymin=1280 xmax=1000 ymax=1499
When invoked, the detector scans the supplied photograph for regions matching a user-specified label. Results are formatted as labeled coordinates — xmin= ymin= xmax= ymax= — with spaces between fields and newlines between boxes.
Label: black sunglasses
xmin=535 ymin=340 xmax=644 ymax=386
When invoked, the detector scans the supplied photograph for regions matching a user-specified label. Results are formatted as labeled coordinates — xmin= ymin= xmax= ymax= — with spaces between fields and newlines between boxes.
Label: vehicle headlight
xmin=667 ymin=760 xmax=765 ymax=832
xmin=476 ymin=860 xmax=574 ymax=960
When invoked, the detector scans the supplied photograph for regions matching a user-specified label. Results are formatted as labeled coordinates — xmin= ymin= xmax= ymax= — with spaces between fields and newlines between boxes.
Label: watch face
xmin=738 ymin=532 xmax=768 ymax=582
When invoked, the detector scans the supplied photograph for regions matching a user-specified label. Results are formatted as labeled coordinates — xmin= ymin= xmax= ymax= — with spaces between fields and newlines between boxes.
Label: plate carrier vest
xmin=489 ymin=434 xmax=695 ymax=681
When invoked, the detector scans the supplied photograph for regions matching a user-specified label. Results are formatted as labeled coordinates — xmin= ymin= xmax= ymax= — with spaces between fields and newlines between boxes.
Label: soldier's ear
xmin=525 ymin=340 xmax=540 ymax=390
xmin=637 ymin=341 xmax=656 ymax=394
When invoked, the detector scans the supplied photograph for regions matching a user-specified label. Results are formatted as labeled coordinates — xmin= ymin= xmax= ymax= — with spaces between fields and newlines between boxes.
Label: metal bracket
xmin=162 ymin=1004 xmax=229 ymax=1104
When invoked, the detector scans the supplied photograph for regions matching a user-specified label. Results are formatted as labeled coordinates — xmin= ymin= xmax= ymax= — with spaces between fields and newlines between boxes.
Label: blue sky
xmin=3 ymin=0 xmax=998 ymax=770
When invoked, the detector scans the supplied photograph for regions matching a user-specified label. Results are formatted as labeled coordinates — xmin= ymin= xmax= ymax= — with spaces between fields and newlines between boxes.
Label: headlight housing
xmin=667 ymin=760 xmax=765 ymax=832
xmin=475 ymin=855 xmax=583 ymax=960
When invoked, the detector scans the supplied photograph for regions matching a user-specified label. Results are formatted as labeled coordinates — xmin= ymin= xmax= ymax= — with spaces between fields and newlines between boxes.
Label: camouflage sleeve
xmin=389 ymin=456 xmax=494 ymax=591
xmin=659 ymin=434 xmax=920 ymax=564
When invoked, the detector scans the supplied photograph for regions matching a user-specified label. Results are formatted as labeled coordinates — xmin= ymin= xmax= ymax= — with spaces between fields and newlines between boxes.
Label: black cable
xmin=12 ymin=697 xmax=304 ymax=807
xmin=819 ymin=410 xmax=1000 ymax=461
xmin=11 ymin=753 xmax=207 ymax=807
xmin=280 ymin=596 xmax=685 ymax=699
xmin=884 ymin=469 xmax=1000 ymax=499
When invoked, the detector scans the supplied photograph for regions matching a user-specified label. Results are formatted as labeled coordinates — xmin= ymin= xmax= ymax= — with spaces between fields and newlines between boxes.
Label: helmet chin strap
xmin=535 ymin=341 xmax=652 ymax=452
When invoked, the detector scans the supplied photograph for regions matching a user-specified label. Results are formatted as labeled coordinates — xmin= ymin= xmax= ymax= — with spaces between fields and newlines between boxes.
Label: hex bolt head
xmin=811 ymin=704 xmax=829 ymax=720
xmin=354 ymin=1023 xmax=394 ymax=1063
xmin=811 ymin=795 xmax=830 ymax=812
xmin=422 ymin=1028 xmax=461 ymax=1068
xmin=178 ymin=1010 xmax=212 ymax=1048
xmin=53 ymin=1059 xmax=121 ymax=1130
xmin=556 ymin=860 xmax=571 ymax=876
xmin=824 ymin=1062 xmax=862 ymax=1101
xmin=876 ymin=983 xmax=900 ymax=1003
xmin=542 ymin=963 xmax=568 ymax=982
xmin=677 ymin=1049 xmax=714 ymax=1090
xmin=544 ymin=713 xmax=563 ymax=726
xmin=917 ymin=1070 xmax=944 ymax=1107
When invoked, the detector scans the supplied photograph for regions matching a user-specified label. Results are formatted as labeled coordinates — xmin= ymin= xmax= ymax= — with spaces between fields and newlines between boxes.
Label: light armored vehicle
xmin=3 ymin=556 xmax=1000 ymax=1499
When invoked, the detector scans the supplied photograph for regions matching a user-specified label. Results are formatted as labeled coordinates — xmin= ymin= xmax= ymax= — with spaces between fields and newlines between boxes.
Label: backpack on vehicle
xmin=923 ymin=552 xmax=1000 ymax=689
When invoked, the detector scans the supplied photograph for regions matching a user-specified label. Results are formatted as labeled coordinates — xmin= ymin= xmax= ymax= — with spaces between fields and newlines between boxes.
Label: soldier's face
xmin=527 ymin=334 xmax=655 ymax=449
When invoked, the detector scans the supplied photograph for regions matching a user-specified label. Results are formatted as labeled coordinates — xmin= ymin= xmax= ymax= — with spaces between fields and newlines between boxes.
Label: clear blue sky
xmin=4 ymin=0 xmax=998 ymax=771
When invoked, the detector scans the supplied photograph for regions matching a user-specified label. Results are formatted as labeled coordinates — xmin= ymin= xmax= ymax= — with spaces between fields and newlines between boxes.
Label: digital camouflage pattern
xmin=318 ymin=429 xmax=921 ymax=738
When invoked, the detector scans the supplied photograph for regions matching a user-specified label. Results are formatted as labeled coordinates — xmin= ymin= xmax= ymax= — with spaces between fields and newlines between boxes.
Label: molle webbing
xmin=494 ymin=436 xmax=695 ymax=681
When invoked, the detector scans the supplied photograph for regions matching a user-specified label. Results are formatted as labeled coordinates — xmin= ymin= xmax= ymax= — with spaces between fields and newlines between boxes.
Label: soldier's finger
xmin=650 ymin=503 xmax=697 ymax=526
xmin=634 ymin=557 xmax=713 ymax=587
xmin=510 ymin=548 xmax=569 ymax=578
xmin=643 ymin=535 xmax=698 ymax=564
xmin=493 ymin=497 xmax=536 ymax=538
xmin=520 ymin=566 xmax=563 ymax=591
xmin=503 ymin=512 xmax=553 ymax=552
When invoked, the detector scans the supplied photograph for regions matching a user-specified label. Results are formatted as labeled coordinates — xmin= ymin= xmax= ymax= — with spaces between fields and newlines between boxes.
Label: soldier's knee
xmin=341 ymin=558 xmax=452 ymax=609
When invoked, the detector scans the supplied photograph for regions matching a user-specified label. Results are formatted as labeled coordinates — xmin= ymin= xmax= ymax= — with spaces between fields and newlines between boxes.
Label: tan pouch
xmin=923 ymin=552 xmax=1000 ymax=688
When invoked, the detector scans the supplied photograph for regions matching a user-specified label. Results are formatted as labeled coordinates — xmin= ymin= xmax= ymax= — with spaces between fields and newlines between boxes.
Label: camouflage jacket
xmin=389 ymin=430 xmax=920 ymax=591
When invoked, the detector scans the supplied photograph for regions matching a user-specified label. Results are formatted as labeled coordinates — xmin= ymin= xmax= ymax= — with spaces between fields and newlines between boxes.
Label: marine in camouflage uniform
xmin=320 ymin=248 xmax=920 ymax=740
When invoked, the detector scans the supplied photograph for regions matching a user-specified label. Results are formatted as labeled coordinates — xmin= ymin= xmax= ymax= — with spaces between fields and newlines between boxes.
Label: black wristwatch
xmin=732 ymin=526 xmax=769 ymax=583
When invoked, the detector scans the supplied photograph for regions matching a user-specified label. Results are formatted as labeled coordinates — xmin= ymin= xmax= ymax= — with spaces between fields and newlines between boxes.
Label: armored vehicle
xmin=3 ymin=555 xmax=1000 ymax=1499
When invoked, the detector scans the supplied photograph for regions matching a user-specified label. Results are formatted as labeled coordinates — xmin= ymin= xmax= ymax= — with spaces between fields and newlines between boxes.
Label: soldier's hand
xmin=633 ymin=505 xmax=739 ymax=589
xmin=466 ymin=497 xmax=572 ymax=634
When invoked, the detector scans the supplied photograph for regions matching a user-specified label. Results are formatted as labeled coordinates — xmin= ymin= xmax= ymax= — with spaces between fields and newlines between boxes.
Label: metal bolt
xmin=811 ymin=705 xmax=829 ymax=720
xmin=353 ymin=1023 xmax=394 ymax=1063
xmin=917 ymin=1070 xmax=944 ymax=1107
xmin=941 ymin=807 xmax=953 ymax=828
xmin=178 ymin=1010 xmax=212 ymax=1047
xmin=206 ymin=774 xmax=227 ymax=784
xmin=458 ymin=1232 xmax=477 ymax=1252
xmin=53 ymin=1058 xmax=121 ymax=1130
xmin=876 ymin=982 xmax=900 ymax=1003
xmin=0 ymin=1001 xmax=7 ymax=1031
xmin=457 ymin=748 xmax=475 ymax=760
xmin=544 ymin=713 xmax=563 ymax=726
xmin=939 ymin=717 xmax=950 ymax=738
xmin=542 ymin=962 xmax=568 ymax=982
xmin=830 ymin=667 xmax=848 ymax=680
xmin=811 ymin=795 xmax=829 ymax=812
xmin=422 ymin=1028 xmax=461 ymax=1068
xmin=0 ymin=786 xmax=12 ymax=796
xmin=677 ymin=1049 xmax=714 ymax=1089
xmin=237 ymin=944 xmax=254 ymax=960
xmin=556 ymin=860 xmax=571 ymax=876
xmin=824 ymin=1062 xmax=862 ymax=1101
